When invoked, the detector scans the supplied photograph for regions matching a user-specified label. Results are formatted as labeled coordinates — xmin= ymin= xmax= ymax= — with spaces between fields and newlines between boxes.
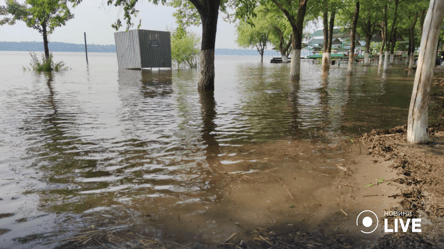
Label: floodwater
xmin=0 ymin=51 xmax=441 ymax=248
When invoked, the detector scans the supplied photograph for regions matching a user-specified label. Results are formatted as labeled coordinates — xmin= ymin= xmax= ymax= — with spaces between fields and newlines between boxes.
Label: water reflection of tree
xmin=26 ymin=73 xmax=109 ymax=214
xmin=287 ymin=80 xmax=301 ymax=139
xmin=322 ymin=71 xmax=350 ymax=137
xmin=235 ymin=64 xmax=299 ymax=141
xmin=199 ymin=91 xmax=220 ymax=169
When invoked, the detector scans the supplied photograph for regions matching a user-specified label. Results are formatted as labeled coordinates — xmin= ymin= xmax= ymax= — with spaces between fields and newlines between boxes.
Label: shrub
xmin=171 ymin=25 xmax=200 ymax=69
xmin=25 ymin=52 xmax=68 ymax=72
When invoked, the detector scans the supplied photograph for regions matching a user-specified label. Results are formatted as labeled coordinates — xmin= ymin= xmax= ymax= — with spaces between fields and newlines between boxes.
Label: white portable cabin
xmin=114 ymin=29 xmax=172 ymax=69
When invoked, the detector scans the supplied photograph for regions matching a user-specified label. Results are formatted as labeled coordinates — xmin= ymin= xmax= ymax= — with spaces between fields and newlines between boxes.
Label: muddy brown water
xmin=0 ymin=52 xmax=442 ymax=248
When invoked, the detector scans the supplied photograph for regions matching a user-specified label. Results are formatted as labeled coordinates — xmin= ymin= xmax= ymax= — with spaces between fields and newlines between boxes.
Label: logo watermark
xmin=356 ymin=210 xmax=421 ymax=234
xmin=356 ymin=210 xmax=379 ymax=234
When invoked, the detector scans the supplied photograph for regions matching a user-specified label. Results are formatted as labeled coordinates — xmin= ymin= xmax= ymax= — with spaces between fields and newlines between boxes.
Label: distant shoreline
xmin=0 ymin=41 xmax=280 ymax=56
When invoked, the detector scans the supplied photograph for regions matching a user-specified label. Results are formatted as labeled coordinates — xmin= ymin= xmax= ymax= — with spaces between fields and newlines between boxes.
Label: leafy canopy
xmin=237 ymin=7 xmax=270 ymax=49
xmin=0 ymin=0 xmax=74 ymax=35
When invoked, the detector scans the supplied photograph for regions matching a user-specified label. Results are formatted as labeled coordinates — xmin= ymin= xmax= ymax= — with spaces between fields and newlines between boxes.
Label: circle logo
xmin=356 ymin=210 xmax=379 ymax=234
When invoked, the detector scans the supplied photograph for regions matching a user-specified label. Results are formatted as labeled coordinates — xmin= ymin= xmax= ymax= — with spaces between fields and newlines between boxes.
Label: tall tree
xmin=236 ymin=7 xmax=271 ymax=63
xmin=407 ymin=0 xmax=444 ymax=143
xmin=359 ymin=9 xmax=378 ymax=66
xmin=266 ymin=6 xmax=292 ymax=62
xmin=347 ymin=1 xmax=359 ymax=75
xmin=312 ymin=0 xmax=339 ymax=72
xmin=320 ymin=0 xmax=337 ymax=72
xmin=383 ymin=0 xmax=399 ymax=70
xmin=1 ymin=0 xmax=74 ymax=60
xmin=270 ymin=0 xmax=308 ymax=80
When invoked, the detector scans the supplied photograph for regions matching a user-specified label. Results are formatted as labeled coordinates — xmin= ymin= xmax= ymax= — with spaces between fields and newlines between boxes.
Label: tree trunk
xmin=42 ymin=21 xmax=50 ymax=60
xmin=289 ymin=0 xmax=308 ymax=81
xmin=281 ymin=52 xmax=288 ymax=63
xmin=272 ymin=0 xmax=307 ymax=80
xmin=348 ymin=1 xmax=360 ymax=75
xmin=290 ymin=47 xmax=301 ymax=80
xmin=323 ymin=9 xmax=335 ymax=72
xmin=383 ymin=51 xmax=390 ymax=70
xmin=195 ymin=0 xmax=220 ymax=92
xmin=328 ymin=10 xmax=335 ymax=55
xmin=322 ymin=4 xmax=330 ymax=71
xmin=384 ymin=0 xmax=398 ymax=70
xmin=379 ymin=37 xmax=385 ymax=69
xmin=379 ymin=39 xmax=385 ymax=69
xmin=407 ymin=29 xmax=412 ymax=66
xmin=364 ymin=35 xmax=371 ymax=66
xmin=408 ymin=13 xmax=419 ymax=69
xmin=379 ymin=4 xmax=387 ymax=70
xmin=274 ymin=26 xmax=289 ymax=63
xmin=390 ymin=29 xmax=397 ymax=65
xmin=407 ymin=0 xmax=444 ymax=143
xmin=420 ymin=9 xmax=426 ymax=38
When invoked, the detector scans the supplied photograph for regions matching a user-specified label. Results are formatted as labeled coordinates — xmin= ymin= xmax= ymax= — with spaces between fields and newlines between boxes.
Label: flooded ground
xmin=0 ymin=52 xmax=442 ymax=248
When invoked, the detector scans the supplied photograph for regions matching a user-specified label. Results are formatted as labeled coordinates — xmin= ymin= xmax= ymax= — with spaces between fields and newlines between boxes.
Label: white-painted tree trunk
xmin=290 ymin=49 xmax=301 ymax=81
xmin=408 ymin=54 xmax=415 ymax=69
xmin=282 ymin=54 xmax=288 ymax=63
xmin=364 ymin=52 xmax=370 ymax=66
xmin=383 ymin=51 xmax=389 ymax=70
xmin=390 ymin=53 xmax=394 ymax=64
xmin=348 ymin=53 xmax=354 ymax=74
xmin=322 ymin=52 xmax=331 ymax=71
xmin=407 ymin=0 xmax=444 ymax=143
xmin=379 ymin=53 xmax=383 ymax=68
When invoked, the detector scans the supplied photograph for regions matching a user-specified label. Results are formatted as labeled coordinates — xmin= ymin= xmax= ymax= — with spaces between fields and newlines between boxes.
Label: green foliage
xmin=26 ymin=52 xmax=68 ymax=72
xmin=91 ymin=0 xmax=229 ymax=30
xmin=236 ymin=8 xmax=269 ymax=51
xmin=370 ymin=41 xmax=382 ymax=54
xmin=171 ymin=25 xmax=200 ymax=68
xmin=1 ymin=0 xmax=74 ymax=35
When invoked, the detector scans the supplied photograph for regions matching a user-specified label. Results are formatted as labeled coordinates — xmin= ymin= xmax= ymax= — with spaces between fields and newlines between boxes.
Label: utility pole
xmin=84 ymin=32 xmax=88 ymax=64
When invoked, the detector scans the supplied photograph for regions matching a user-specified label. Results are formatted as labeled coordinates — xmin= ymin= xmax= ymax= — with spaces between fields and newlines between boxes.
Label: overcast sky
xmin=0 ymin=0 xmax=240 ymax=49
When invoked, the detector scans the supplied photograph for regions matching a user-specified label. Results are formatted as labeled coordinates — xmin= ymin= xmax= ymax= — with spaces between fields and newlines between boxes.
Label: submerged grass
xmin=24 ymin=52 xmax=68 ymax=72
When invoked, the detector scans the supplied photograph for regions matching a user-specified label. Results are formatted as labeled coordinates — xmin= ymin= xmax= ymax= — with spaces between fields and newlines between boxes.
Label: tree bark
xmin=384 ymin=0 xmax=398 ymax=70
xmin=407 ymin=0 xmax=444 ymax=143
xmin=322 ymin=8 xmax=335 ymax=72
xmin=420 ymin=9 xmax=426 ymax=38
xmin=42 ymin=21 xmax=50 ymax=60
xmin=258 ymin=46 xmax=264 ymax=63
xmin=390 ymin=28 xmax=397 ymax=65
xmin=291 ymin=0 xmax=308 ymax=81
xmin=379 ymin=39 xmax=385 ymax=69
xmin=192 ymin=0 xmax=220 ymax=92
xmin=408 ymin=13 xmax=419 ymax=69
xmin=364 ymin=33 xmax=371 ymax=66
xmin=328 ymin=10 xmax=335 ymax=54
xmin=274 ymin=26 xmax=291 ymax=63
xmin=348 ymin=1 xmax=359 ymax=75
xmin=322 ymin=2 xmax=329 ymax=71
xmin=379 ymin=4 xmax=387 ymax=69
